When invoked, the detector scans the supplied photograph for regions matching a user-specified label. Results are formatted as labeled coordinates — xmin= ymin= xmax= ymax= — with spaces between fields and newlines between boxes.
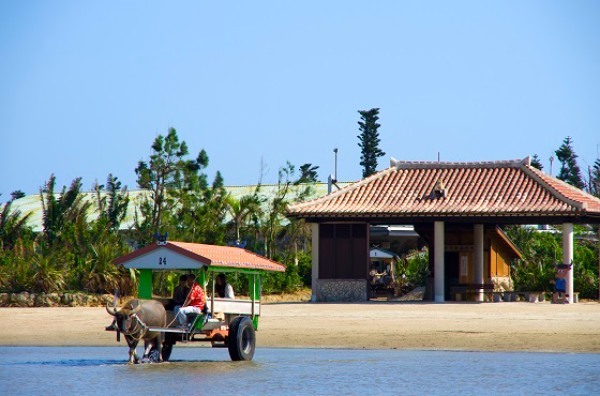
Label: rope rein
xmin=125 ymin=313 xmax=149 ymax=341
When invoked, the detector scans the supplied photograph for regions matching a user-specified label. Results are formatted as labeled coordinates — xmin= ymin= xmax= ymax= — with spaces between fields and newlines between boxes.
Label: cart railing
xmin=211 ymin=298 xmax=260 ymax=316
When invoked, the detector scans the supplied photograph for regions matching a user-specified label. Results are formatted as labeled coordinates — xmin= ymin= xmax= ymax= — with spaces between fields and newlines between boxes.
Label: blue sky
xmin=1 ymin=1 xmax=599 ymax=201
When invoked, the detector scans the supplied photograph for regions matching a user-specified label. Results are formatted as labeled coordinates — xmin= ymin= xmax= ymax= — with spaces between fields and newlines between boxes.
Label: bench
xmin=521 ymin=291 xmax=545 ymax=303
xmin=451 ymin=284 xmax=495 ymax=301
xmin=495 ymin=291 xmax=545 ymax=302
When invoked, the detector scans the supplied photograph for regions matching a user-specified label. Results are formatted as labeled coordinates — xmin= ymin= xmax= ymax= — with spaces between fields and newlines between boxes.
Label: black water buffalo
xmin=106 ymin=299 xmax=166 ymax=364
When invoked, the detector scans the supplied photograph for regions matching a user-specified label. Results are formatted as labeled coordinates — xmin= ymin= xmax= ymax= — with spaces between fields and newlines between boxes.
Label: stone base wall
xmin=315 ymin=279 xmax=368 ymax=302
xmin=0 ymin=292 xmax=115 ymax=307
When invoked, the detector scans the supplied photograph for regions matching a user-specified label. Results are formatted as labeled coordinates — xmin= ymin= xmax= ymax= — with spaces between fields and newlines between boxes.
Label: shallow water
xmin=1 ymin=346 xmax=599 ymax=395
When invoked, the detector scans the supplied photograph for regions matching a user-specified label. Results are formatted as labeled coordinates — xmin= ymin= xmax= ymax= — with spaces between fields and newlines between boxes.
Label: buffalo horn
xmin=130 ymin=301 xmax=142 ymax=315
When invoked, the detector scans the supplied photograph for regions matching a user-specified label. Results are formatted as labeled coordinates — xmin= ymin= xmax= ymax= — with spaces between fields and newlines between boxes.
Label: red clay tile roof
xmin=169 ymin=242 xmax=286 ymax=272
xmin=114 ymin=241 xmax=286 ymax=272
xmin=287 ymin=158 xmax=600 ymax=222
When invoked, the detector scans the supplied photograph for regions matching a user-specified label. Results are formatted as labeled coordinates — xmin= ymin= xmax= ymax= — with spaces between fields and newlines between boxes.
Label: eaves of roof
xmin=114 ymin=241 xmax=286 ymax=272
xmin=287 ymin=157 xmax=600 ymax=223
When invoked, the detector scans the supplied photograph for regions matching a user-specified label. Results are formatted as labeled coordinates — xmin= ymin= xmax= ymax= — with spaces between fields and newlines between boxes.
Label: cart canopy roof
xmin=114 ymin=241 xmax=286 ymax=272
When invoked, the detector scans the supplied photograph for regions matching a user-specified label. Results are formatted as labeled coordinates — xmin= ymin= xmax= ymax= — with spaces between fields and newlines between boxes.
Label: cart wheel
xmin=161 ymin=342 xmax=174 ymax=361
xmin=227 ymin=316 xmax=255 ymax=361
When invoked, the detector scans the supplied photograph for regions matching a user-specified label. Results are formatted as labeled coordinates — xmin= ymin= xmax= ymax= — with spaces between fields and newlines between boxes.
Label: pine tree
xmin=357 ymin=108 xmax=385 ymax=178
xmin=134 ymin=127 xmax=211 ymax=243
xmin=555 ymin=136 xmax=585 ymax=189
xmin=530 ymin=154 xmax=543 ymax=170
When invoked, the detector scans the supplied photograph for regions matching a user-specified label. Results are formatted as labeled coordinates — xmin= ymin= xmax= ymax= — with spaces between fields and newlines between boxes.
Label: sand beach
xmin=1 ymin=301 xmax=599 ymax=353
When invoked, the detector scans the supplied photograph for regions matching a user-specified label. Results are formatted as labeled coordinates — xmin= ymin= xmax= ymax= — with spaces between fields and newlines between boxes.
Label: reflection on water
xmin=1 ymin=346 xmax=599 ymax=395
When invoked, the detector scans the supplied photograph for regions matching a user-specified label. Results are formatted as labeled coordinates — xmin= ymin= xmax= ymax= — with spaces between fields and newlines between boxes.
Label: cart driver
xmin=165 ymin=274 xmax=189 ymax=311
xmin=175 ymin=274 xmax=206 ymax=329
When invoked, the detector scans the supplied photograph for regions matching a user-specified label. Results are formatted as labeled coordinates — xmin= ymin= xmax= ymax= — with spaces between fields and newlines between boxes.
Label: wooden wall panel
xmin=350 ymin=224 xmax=368 ymax=279
xmin=318 ymin=223 xmax=368 ymax=279
xmin=319 ymin=224 xmax=335 ymax=278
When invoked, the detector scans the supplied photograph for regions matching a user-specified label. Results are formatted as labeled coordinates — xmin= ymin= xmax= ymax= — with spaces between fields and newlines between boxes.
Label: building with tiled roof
xmin=288 ymin=157 xmax=600 ymax=223
xmin=287 ymin=157 xmax=600 ymax=303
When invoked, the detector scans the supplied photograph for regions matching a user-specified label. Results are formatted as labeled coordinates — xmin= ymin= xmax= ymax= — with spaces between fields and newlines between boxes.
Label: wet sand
xmin=1 ymin=302 xmax=599 ymax=352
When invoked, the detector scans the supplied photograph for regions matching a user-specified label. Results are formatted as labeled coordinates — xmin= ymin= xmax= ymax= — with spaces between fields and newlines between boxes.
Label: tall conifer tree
xmin=530 ymin=154 xmax=543 ymax=170
xmin=555 ymin=136 xmax=585 ymax=189
xmin=357 ymin=108 xmax=385 ymax=178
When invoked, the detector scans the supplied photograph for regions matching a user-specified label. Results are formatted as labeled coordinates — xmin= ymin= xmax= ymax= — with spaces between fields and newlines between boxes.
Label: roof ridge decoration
xmin=521 ymin=165 xmax=587 ymax=211
xmin=390 ymin=156 xmax=528 ymax=170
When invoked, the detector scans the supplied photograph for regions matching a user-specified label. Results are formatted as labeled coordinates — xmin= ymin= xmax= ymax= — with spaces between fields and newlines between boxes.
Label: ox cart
xmin=107 ymin=240 xmax=285 ymax=363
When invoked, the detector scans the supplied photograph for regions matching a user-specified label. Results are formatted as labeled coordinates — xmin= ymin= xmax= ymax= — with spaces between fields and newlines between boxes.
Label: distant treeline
xmin=0 ymin=128 xmax=317 ymax=296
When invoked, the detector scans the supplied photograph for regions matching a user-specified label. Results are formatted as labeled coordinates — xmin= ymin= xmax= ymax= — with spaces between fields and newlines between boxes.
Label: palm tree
xmin=262 ymin=165 xmax=294 ymax=258
xmin=40 ymin=175 xmax=91 ymax=248
xmin=0 ymin=197 xmax=32 ymax=251
xmin=226 ymin=193 xmax=261 ymax=243
xmin=31 ymin=253 xmax=66 ymax=293
xmin=93 ymin=174 xmax=129 ymax=232
xmin=277 ymin=217 xmax=311 ymax=266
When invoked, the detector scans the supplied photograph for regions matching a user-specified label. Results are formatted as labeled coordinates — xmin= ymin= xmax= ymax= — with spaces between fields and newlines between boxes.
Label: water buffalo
xmin=106 ymin=299 xmax=166 ymax=364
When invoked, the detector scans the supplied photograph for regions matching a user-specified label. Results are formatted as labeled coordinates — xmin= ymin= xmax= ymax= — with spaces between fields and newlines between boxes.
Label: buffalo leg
xmin=143 ymin=335 xmax=163 ymax=363
xmin=142 ymin=340 xmax=153 ymax=362
xmin=126 ymin=337 xmax=139 ymax=364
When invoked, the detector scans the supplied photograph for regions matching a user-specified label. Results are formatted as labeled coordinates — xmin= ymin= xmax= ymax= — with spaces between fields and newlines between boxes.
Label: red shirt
xmin=188 ymin=282 xmax=205 ymax=310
